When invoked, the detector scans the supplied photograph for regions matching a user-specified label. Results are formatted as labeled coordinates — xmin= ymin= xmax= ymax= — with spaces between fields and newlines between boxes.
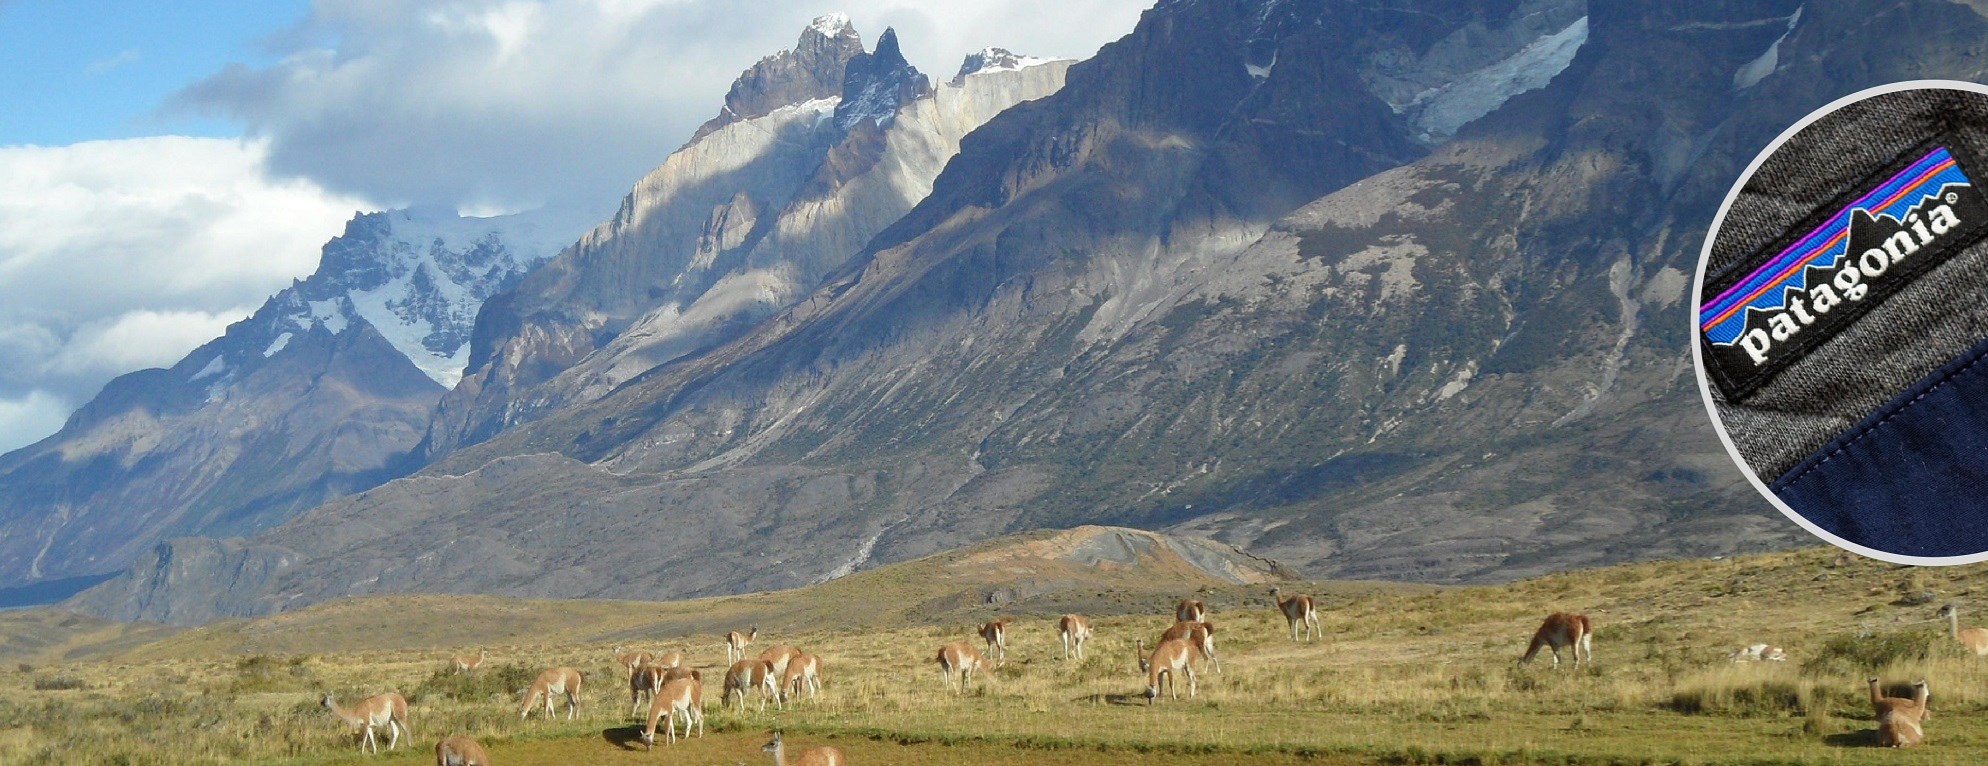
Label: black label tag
xmin=1700 ymin=140 xmax=1988 ymax=400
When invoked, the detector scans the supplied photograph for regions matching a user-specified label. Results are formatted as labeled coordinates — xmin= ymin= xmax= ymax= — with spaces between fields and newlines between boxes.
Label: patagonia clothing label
xmin=1700 ymin=142 xmax=1988 ymax=400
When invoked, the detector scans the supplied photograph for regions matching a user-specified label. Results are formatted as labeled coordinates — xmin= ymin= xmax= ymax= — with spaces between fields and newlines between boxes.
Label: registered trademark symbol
xmin=1948 ymin=192 xmax=1960 ymax=204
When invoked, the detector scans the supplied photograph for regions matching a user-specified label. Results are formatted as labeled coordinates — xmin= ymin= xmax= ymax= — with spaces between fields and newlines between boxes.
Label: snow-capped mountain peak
xmin=950 ymin=47 xmax=1055 ymax=86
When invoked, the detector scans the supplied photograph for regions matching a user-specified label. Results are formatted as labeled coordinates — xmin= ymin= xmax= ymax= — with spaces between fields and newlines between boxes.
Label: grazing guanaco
xmin=1138 ymin=637 xmax=1200 ymax=704
xmin=1728 ymin=643 xmax=1786 ymax=662
xmin=652 ymin=649 xmax=685 ymax=670
xmin=450 ymin=648 xmax=485 ymax=673
xmin=937 ymin=641 xmax=986 ymax=694
xmin=1937 ymin=604 xmax=1988 ymax=655
xmin=321 ymin=692 xmax=409 ymax=753
xmin=724 ymin=659 xmax=779 ymax=713
xmin=612 ymin=646 xmax=654 ymax=683
xmin=764 ymin=731 xmax=844 ymax=766
xmin=639 ymin=675 xmax=705 ymax=749
xmin=1519 ymin=612 xmax=1594 ymax=670
xmin=630 ymin=661 xmax=665 ymax=717
xmin=434 ymin=734 xmax=491 ymax=766
xmin=1270 ymin=587 xmax=1320 ymax=642
xmin=726 ymin=627 xmax=759 ymax=664
xmin=783 ymin=653 xmax=823 ymax=703
xmin=1869 ymin=677 xmax=1931 ymax=747
xmin=759 ymin=644 xmax=803 ymax=682
xmin=1175 ymin=599 xmax=1207 ymax=623
xmin=1058 ymin=614 xmax=1093 ymax=661
xmin=1160 ymin=620 xmax=1220 ymax=674
xmin=978 ymin=620 xmax=1010 ymax=666
xmin=518 ymin=667 xmax=584 ymax=720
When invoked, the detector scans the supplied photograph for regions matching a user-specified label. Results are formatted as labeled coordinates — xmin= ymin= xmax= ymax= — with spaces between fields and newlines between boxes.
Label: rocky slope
xmin=424 ymin=18 xmax=1072 ymax=457
xmin=75 ymin=0 xmax=1988 ymax=627
xmin=0 ymin=208 xmax=561 ymax=589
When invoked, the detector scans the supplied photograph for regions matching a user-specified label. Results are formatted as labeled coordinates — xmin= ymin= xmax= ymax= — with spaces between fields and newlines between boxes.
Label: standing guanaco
xmin=434 ymin=734 xmax=491 ymax=766
xmin=727 ymin=627 xmax=759 ymax=664
xmin=978 ymin=620 xmax=1010 ymax=667
xmin=937 ymin=641 xmax=986 ymax=694
xmin=630 ymin=661 xmax=665 ymax=717
xmin=639 ymin=674 xmax=705 ymax=749
xmin=1270 ymin=587 xmax=1319 ymax=641
xmin=1058 ymin=614 xmax=1093 ymax=661
xmin=1937 ymin=604 xmax=1988 ymax=655
xmin=1869 ymin=677 xmax=1931 ymax=747
xmin=1137 ymin=637 xmax=1200 ymax=704
xmin=1175 ymin=599 xmax=1207 ymax=624
xmin=1520 ymin=612 xmax=1594 ymax=670
xmin=322 ymin=692 xmax=409 ymax=753
xmin=724 ymin=659 xmax=779 ymax=713
xmin=1160 ymin=620 xmax=1220 ymax=673
xmin=518 ymin=667 xmax=584 ymax=720
xmin=450 ymin=648 xmax=485 ymax=673
xmin=763 ymin=731 xmax=844 ymax=766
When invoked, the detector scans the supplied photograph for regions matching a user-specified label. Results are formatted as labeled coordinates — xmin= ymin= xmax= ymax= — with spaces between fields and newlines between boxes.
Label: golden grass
xmin=7 ymin=545 xmax=1988 ymax=764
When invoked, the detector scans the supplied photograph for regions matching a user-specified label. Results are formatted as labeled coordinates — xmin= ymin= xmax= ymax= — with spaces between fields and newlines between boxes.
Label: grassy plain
xmin=5 ymin=533 xmax=1988 ymax=764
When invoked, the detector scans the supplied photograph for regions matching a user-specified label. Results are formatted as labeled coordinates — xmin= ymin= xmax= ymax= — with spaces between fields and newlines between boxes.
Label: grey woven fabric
xmin=1706 ymin=87 xmax=1988 ymax=480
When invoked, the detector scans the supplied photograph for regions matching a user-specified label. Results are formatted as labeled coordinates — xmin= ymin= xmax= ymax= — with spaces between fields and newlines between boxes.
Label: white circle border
xmin=1692 ymin=79 xmax=1988 ymax=567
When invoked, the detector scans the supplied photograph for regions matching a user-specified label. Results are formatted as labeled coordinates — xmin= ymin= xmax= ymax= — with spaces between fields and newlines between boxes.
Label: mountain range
xmin=16 ymin=0 xmax=1988 ymax=626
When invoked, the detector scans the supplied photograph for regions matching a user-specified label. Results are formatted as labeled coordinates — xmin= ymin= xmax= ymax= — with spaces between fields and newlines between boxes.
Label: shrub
xmin=1800 ymin=631 xmax=1945 ymax=677
xmin=32 ymin=676 xmax=86 ymax=691
xmin=413 ymin=662 xmax=536 ymax=704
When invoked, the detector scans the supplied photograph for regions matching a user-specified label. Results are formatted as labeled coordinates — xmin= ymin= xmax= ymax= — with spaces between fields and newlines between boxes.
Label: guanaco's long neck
xmin=1869 ymin=680 xmax=1884 ymax=706
xmin=769 ymin=743 xmax=787 ymax=766
xmin=1950 ymin=610 xmax=1963 ymax=640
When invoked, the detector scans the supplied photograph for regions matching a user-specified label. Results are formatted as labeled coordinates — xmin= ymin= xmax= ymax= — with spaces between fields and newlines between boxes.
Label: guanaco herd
xmin=315 ymin=590 xmax=1988 ymax=759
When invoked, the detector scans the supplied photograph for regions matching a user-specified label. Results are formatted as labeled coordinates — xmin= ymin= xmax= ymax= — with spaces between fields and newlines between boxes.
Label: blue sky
xmin=0 ymin=0 xmax=1148 ymax=454
xmin=0 ymin=1 xmax=308 ymax=145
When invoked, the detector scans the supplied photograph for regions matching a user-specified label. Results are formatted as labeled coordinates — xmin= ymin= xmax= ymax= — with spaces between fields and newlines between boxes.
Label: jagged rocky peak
xmin=949 ymin=47 xmax=1054 ymax=86
xmin=693 ymin=13 xmax=868 ymax=141
xmin=835 ymin=27 xmax=933 ymax=130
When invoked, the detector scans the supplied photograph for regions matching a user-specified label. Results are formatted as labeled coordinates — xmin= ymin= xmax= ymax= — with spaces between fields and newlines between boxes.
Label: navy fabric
xmin=1773 ymin=333 xmax=1988 ymax=557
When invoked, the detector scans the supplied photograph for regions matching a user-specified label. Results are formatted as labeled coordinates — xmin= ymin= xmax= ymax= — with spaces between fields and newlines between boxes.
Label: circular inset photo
xmin=1694 ymin=81 xmax=1988 ymax=565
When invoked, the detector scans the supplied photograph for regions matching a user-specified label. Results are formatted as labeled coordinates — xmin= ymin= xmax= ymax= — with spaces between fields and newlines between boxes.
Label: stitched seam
xmin=1775 ymin=345 xmax=1988 ymax=490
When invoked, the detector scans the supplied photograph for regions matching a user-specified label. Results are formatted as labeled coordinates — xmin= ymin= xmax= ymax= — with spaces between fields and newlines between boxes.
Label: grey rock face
xmin=424 ymin=22 xmax=1070 ymax=458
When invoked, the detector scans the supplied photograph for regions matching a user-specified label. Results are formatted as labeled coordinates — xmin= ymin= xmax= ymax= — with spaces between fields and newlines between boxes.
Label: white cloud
xmin=44 ymin=309 xmax=251 ymax=379
xmin=169 ymin=0 xmax=1149 ymax=218
xmin=0 ymin=136 xmax=369 ymax=449
xmin=0 ymin=391 xmax=70 ymax=455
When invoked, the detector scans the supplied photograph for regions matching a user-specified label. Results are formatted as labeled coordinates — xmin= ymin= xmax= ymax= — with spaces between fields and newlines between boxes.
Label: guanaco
xmin=937 ymin=641 xmax=986 ymax=694
xmin=630 ymin=661 xmax=665 ymax=717
xmin=759 ymin=644 xmax=803 ymax=682
xmin=1270 ymin=586 xmax=1320 ymax=641
xmin=763 ymin=731 xmax=844 ymax=766
xmin=518 ymin=667 xmax=584 ymax=720
xmin=322 ymin=692 xmax=409 ymax=753
xmin=612 ymin=646 xmax=653 ymax=683
xmin=1728 ymin=643 xmax=1785 ymax=662
xmin=1160 ymin=620 xmax=1220 ymax=673
xmin=1520 ymin=612 xmax=1593 ymax=670
xmin=1869 ymin=677 xmax=1931 ymax=747
xmin=1937 ymin=604 xmax=1988 ymax=655
xmin=1175 ymin=599 xmax=1207 ymax=623
xmin=450 ymin=648 xmax=485 ymax=673
xmin=434 ymin=734 xmax=491 ymax=766
xmin=724 ymin=659 xmax=779 ymax=713
xmin=783 ymin=652 xmax=823 ymax=703
xmin=639 ymin=675 xmax=705 ymax=749
xmin=978 ymin=620 xmax=1010 ymax=666
xmin=1058 ymin=614 xmax=1093 ymax=661
xmin=727 ymin=627 xmax=759 ymax=664
xmin=652 ymin=649 xmax=685 ymax=670
xmin=1138 ymin=637 xmax=1200 ymax=704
